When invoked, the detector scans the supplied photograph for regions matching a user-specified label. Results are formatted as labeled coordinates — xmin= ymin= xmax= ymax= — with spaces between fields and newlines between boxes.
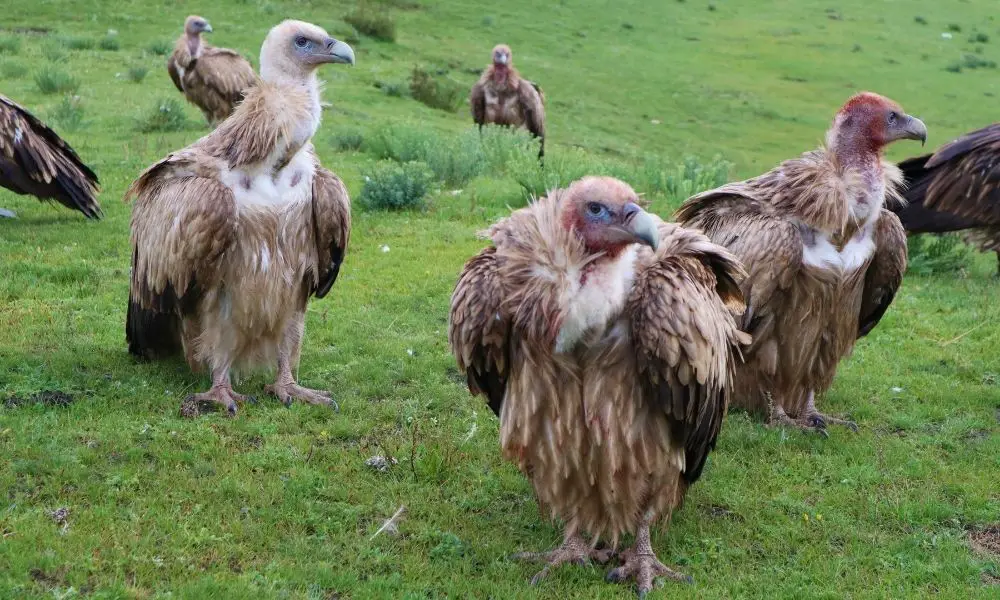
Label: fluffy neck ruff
xmin=490 ymin=64 xmax=519 ymax=87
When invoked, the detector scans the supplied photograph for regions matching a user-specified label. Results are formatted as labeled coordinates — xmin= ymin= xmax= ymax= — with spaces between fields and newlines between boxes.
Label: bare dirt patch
xmin=969 ymin=524 xmax=1000 ymax=558
xmin=4 ymin=390 xmax=74 ymax=408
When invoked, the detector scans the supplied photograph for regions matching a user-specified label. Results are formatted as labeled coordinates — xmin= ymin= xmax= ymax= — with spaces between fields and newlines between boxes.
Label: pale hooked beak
xmin=897 ymin=114 xmax=928 ymax=146
xmin=495 ymin=53 xmax=508 ymax=65
xmin=201 ymin=23 xmax=213 ymax=33
xmin=622 ymin=202 xmax=659 ymax=251
xmin=323 ymin=38 xmax=355 ymax=65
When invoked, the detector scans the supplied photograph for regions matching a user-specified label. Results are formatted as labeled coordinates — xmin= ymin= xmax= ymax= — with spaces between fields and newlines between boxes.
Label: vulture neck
xmin=827 ymin=128 xmax=886 ymax=225
xmin=185 ymin=33 xmax=203 ymax=58
xmin=261 ymin=67 xmax=323 ymax=138
xmin=491 ymin=64 xmax=517 ymax=86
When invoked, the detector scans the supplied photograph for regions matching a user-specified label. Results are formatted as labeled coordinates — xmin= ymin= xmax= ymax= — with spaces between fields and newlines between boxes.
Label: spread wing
xmin=125 ymin=155 xmax=236 ymax=357
xmin=517 ymin=79 xmax=545 ymax=140
xmin=628 ymin=224 xmax=747 ymax=484
xmin=310 ymin=165 xmax=351 ymax=298
xmin=448 ymin=246 xmax=511 ymax=417
xmin=0 ymin=94 xmax=101 ymax=218
xmin=858 ymin=210 xmax=907 ymax=338
xmin=470 ymin=78 xmax=486 ymax=126
xmin=193 ymin=47 xmax=258 ymax=109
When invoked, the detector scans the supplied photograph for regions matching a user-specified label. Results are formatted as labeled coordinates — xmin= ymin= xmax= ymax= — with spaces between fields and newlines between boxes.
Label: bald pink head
xmin=184 ymin=15 xmax=212 ymax=36
xmin=829 ymin=92 xmax=927 ymax=157
xmin=559 ymin=176 xmax=659 ymax=256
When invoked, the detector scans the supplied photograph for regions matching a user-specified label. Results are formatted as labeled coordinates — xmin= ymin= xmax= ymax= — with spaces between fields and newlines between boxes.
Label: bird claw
xmin=607 ymin=549 xmax=692 ymax=597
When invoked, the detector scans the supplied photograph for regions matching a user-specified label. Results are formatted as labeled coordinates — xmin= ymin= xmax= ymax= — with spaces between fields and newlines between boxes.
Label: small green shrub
xmin=969 ymin=32 xmax=989 ymax=44
xmin=61 ymin=36 xmax=94 ymax=50
xmin=51 ymin=95 xmax=85 ymax=132
xmin=409 ymin=67 xmax=464 ymax=112
xmin=99 ymin=33 xmax=120 ymax=51
xmin=344 ymin=4 xmax=396 ymax=42
xmin=43 ymin=46 xmax=68 ymax=62
xmin=0 ymin=35 xmax=21 ymax=55
xmin=137 ymin=98 xmax=188 ymax=133
xmin=126 ymin=66 xmax=148 ymax=83
xmin=35 ymin=68 xmax=80 ymax=95
xmin=633 ymin=155 xmax=732 ymax=206
xmin=947 ymin=23 xmax=962 ymax=33
xmin=330 ymin=128 xmax=365 ymax=152
xmin=0 ymin=60 xmax=28 ymax=79
xmin=906 ymin=234 xmax=972 ymax=276
xmin=359 ymin=161 xmax=432 ymax=211
xmin=375 ymin=79 xmax=409 ymax=98
xmin=146 ymin=39 xmax=172 ymax=56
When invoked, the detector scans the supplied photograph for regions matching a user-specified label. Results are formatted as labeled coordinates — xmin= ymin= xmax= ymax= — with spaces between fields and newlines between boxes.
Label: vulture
xmin=449 ymin=176 xmax=748 ymax=596
xmin=894 ymin=123 xmax=1000 ymax=274
xmin=167 ymin=15 xmax=258 ymax=126
xmin=677 ymin=92 xmax=926 ymax=434
xmin=0 ymin=94 xmax=100 ymax=219
xmin=127 ymin=20 xmax=355 ymax=415
xmin=470 ymin=44 xmax=546 ymax=159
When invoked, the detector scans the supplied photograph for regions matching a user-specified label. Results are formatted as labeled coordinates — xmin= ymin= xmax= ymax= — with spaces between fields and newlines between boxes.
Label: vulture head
xmin=260 ymin=20 xmax=355 ymax=84
xmin=492 ymin=44 xmax=513 ymax=67
xmin=184 ymin=15 xmax=213 ymax=37
xmin=830 ymin=92 xmax=927 ymax=156
xmin=561 ymin=177 xmax=659 ymax=255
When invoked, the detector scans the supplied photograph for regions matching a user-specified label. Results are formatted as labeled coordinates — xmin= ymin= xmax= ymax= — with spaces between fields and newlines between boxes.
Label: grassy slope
xmin=1 ymin=0 xmax=999 ymax=598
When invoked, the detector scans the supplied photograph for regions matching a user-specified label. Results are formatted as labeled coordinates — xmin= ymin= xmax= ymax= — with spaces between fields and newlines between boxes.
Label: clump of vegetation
xmin=633 ymin=155 xmax=732 ymax=206
xmin=136 ymin=98 xmax=188 ymax=133
xmin=330 ymin=128 xmax=365 ymax=152
xmin=344 ymin=3 xmax=396 ymax=42
xmin=409 ymin=66 xmax=464 ymax=111
xmin=61 ymin=36 xmax=94 ymax=50
xmin=0 ymin=35 xmax=21 ymax=55
xmin=43 ymin=46 xmax=68 ymax=62
xmin=914 ymin=16 xmax=927 ymax=25
xmin=34 ymin=67 xmax=80 ymax=95
xmin=99 ymin=33 xmax=121 ymax=51
xmin=946 ymin=53 xmax=997 ymax=72
xmin=359 ymin=161 xmax=432 ymax=211
xmin=126 ymin=66 xmax=148 ymax=83
xmin=374 ymin=79 xmax=409 ymax=98
xmin=947 ymin=23 xmax=962 ymax=32
xmin=0 ymin=60 xmax=28 ymax=79
xmin=146 ymin=39 xmax=172 ymax=56
xmin=969 ymin=32 xmax=990 ymax=44
xmin=51 ymin=95 xmax=85 ymax=132
xmin=906 ymin=234 xmax=972 ymax=276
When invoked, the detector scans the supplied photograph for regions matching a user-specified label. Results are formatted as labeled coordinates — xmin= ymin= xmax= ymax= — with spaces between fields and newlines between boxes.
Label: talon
xmin=246 ymin=395 xmax=258 ymax=405
xmin=226 ymin=404 xmax=237 ymax=416
xmin=607 ymin=568 xmax=624 ymax=583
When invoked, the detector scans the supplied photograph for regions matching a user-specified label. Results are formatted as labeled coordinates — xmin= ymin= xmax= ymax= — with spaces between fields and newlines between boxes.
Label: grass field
xmin=1 ymin=0 xmax=999 ymax=598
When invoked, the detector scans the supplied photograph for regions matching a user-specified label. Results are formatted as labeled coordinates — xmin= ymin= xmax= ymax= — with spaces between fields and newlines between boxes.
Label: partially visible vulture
xmin=470 ymin=44 xmax=546 ymax=159
xmin=894 ymin=123 xmax=1000 ymax=274
xmin=0 ymin=94 xmax=100 ymax=219
xmin=449 ymin=176 xmax=748 ymax=595
xmin=167 ymin=15 xmax=258 ymax=126
xmin=677 ymin=92 xmax=926 ymax=434
xmin=128 ymin=20 xmax=355 ymax=414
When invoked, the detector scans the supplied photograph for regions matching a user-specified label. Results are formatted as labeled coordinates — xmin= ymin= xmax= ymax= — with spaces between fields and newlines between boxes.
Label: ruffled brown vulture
xmin=167 ymin=15 xmax=258 ymax=126
xmin=449 ymin=176 xmax=748 ymax=596
xmin=677 ymin=92 xmax=926 ymax=435
xmin=0 ymin=94 xmax=100 ymax=219
xmin=894 ymin=123 xmax=1000 ymax=274
xmin=128 ymin=20 xmax=355 ymax=415
xmin=470 ymin=44 xmax=546 ymax=159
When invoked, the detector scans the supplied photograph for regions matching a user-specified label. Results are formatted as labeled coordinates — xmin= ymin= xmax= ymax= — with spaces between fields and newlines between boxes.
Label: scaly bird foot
xmin=805 ymin=411 xmax=859 ymax=432
xmin=606 ymin=547 xmax=692 ymax=598
xmin=265 ymin=382 xmax=339 ymax=412
xmin=182 ymin=386 xmax=251 ymax=417
xmin=511 ymin=535 xmax=614 ymax=585
xmin=768 ymin=408 xmax=829 ymax=438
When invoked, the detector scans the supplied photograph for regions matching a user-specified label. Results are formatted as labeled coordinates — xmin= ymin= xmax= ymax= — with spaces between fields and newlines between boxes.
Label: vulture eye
xmin=586 ymin=202 xmax=605 ymax=216
xmin=888 ymin=111 xmax=898 ymax=125
xmin=294 ymin=36 xmax=309 ymax=48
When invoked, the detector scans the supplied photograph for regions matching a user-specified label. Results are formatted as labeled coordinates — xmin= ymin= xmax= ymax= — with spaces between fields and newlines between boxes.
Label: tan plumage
xmin=167 ymin=15 xmax=258 ymax=126
xmin=0 ymin=94 xmax=100 ymax=219
xmin=470 ymin=44 xmax=545 ymax=158
xmin=677 ymin=92 xmax=925 ymax=432
xmin=894 ymin=123 xmax=1000 ymax=273
xmin=128 ymin=20 xmax=355 ymax=414
xmin=449 ymin=177 xmax=747 ymax=595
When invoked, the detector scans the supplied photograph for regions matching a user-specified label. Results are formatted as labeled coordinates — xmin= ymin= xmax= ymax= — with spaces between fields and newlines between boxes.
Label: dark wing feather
xmin=311 ymin=165 xmax=351 ymax=299
xmin=0 ymin=94 xmax=101 ymax=218
xmin=858 ymin=210 xmax=907 ymax=338
xmin=448 ymin=247 xmax=511 ymax=417
xmin=470 ymin=79 xmax=486 ymax=126
xmin=517 ymin=79 xmax=545 ymax=158
xmin=166 ymin=54 xmax=185 ymax=93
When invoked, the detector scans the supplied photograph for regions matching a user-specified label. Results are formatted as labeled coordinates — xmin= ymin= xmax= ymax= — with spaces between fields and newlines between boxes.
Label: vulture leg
xmin=185 ymin=363 xmax=248 ymax=416
xmin=767 ymin=394 xmax=830 ymax=437
xmin=264 ymin=312 xmax=338 ymax=411
xmin=802 ymin=391 xmax=858 ymax=432
xmin=511 ymin=531 xmax=614 ymax=585
xmin=0 ymin=208 xmax=15 ymax=218
xmin=606 ymin=514 xmax=692 ymax=598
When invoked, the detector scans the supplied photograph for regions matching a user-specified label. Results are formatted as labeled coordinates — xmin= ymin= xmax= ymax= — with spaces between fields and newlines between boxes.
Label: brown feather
xmin=167 ymin=34 xmax=257 ymax=126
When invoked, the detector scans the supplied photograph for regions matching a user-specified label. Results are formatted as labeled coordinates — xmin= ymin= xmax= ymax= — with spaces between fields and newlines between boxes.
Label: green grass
xmin=1 ymin=0 xmax=999 ymax=598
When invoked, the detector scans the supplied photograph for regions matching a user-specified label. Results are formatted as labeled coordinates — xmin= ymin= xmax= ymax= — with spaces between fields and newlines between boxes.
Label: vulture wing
xmin=166 ymin=52 xmax=185 ymax=93
xmin=517 ymin=79 xmax=545 ymax=140
xmin=909 ymin=124 xmax=1000 ymax=223
xmin=628 ymin=223 xmax=747 ymax=484
xmin=858 ymin=210 xmax=907 ymax=338
xmin=470 ymin=79 xmax=486 ymax=127
xmin=0 ymin=94 xmax=101 ymax=219
xmin=310 ymin=165 xmax=352 ymax=298
xmin=194 ymin=48 xmax=257 ymax=108
xmin=125 ymin=154 xmax=237 ymax=358
xmin=449 ymin=246 xmax=511 ymax=417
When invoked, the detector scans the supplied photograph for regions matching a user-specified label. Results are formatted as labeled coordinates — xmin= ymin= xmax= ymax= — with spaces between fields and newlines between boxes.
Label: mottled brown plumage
xmin=128 ymin=20 xmax=355 ymax=415
xmin=677 ymin=92 xmax=925 ymax=434
xmin=449 ymin=176 xmax=747 ymax=595
xmin=0 ymin=94 xmax=100 ymax=219
xmin=894 ymin=123 xmax=1000 ymax=273
xmin=167 ymin=15 xmax=258 ymax=126
xmin=470 ymin=44 xmax=545 ymax=158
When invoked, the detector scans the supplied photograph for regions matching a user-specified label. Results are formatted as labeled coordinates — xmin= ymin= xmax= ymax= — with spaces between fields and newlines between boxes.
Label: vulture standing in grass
xmin=128 ymin=20 xmax=354 ymax=415
xmin=167 ymin=15 xmax=258 ymax=126
xmin=677 ymin=92 xmax=926 ymax=434
xmin=470 ymin=44 xmax=546 ymax=159
xmin=0 ymin=94 xmax=100 ymax=219
xmin=894 ymin=123 xmax=1000 ymax=274
xmin=449 ymin=176 xmax=748 ymax=596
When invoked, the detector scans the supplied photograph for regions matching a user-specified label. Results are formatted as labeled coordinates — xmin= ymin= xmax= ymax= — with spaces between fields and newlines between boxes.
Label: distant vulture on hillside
xmin=894 ymin=123 xmax=1000 ymax=274
xmin=0 ymin=94 xmax=101 ymax=219
xmin=450 ymin=176 xmax=748 ymax=596
xmin=167 ymin=15 xmax=258 ymax=126
xmin=470 ymin=44 xmax=546 ymax=159
xmin=678 ymin=92 xmax=926 ymax=435
xmin=128 ymin=20 xmax=354 ymax=415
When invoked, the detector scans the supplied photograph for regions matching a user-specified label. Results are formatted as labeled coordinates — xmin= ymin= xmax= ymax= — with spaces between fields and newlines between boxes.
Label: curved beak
xmin=322 ymin=38 xmax=355 ymax=65
xmin=202 ymin=23 xmax=213 ymax=33
xmin=896 ymin=114 xmax=928 ymax=146
xmin=621 ymin=203 xmax=659 ymax=251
